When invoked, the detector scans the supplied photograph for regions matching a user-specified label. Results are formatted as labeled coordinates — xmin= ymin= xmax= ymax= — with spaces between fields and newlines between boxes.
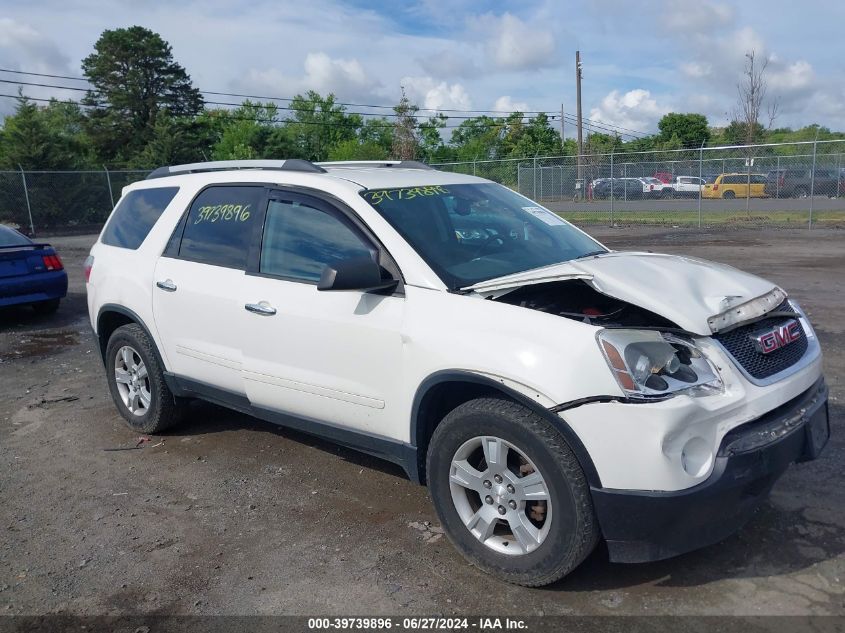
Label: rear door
xmin=238 ymin=190 xmax=406 ymax=438
xmin=152 ymin=184 xmax=267 ymax=395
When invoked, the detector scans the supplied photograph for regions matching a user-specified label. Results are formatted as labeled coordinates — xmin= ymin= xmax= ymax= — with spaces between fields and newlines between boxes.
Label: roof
xmin=138 ymin=159 xmax=485 ymax=191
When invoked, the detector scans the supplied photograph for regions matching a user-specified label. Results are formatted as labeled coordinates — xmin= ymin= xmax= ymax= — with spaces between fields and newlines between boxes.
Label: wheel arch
xmin=410 ymin=371 xmax=602 ymax=488
xmin=96 ymin=305 xmax=168 ymax=373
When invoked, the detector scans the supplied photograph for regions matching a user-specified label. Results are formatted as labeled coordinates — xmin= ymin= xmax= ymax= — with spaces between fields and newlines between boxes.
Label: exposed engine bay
xmin=492 ymin=279 xmax=680 ymax=330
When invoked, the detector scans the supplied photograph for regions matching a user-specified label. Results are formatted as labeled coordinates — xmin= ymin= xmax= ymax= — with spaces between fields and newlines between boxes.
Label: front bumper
xmin=591 ymin=376 xmax=829 ymax=563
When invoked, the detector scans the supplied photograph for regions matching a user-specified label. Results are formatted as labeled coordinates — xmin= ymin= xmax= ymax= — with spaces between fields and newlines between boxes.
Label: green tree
xmin=327 ymin=139 xmax=389 ymax=160
xmin=417 ymin=114 xmax=449 ymax=162
xmin=82 ymin=26 xmax=203 ymax=163
xmin=208 ymin=101 xmax=279 ymax=160
xmin=286 ymin=91 xmax=361 ymax=161
xmin=0 ymin=94 xmax=89 ymax=169
xmin=657 ymin=113 xmax=710 ymax=148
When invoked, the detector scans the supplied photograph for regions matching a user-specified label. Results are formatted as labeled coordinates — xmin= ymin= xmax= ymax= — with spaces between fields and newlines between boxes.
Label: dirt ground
xmin=0 ymin=227 xmax=843 ymax=617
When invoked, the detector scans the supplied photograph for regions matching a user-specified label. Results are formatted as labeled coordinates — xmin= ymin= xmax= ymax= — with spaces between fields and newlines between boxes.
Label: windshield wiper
xmin=574 ymin=250 xmax=608 ymax=260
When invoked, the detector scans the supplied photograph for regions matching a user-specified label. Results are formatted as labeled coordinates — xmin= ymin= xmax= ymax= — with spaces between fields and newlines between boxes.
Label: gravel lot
xmin=0 ymin=227 xmax=843 ymax=617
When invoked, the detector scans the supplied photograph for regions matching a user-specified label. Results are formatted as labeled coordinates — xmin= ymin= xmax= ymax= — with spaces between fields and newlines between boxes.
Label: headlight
xmin=597 ymin=329 xmax=723 ymax=399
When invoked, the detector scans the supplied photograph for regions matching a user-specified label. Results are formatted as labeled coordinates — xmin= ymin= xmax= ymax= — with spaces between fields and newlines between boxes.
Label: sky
xmin=1 ymin=0 xmax=843 ymax=136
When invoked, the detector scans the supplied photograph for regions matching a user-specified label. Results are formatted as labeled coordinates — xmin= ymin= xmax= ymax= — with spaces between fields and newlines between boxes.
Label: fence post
xmin=18 ymin=165 xmax=35 ymax=236
xmin=698 ymin=142 xmax=704 ymax=229
xmin=809 ymin=136 xmax=818 ymax=229
xmin=532 ymin=155 xmax=537 ymax=200
xmin=776 ymin=156 xmax=781 ymax=199
xmin=104 ymin=165 xmax=115 ymax=207
xmin=610 ymin=150 xmax=614 ymax=227
xmin=837 ymin=153 xmax=842 ymax=199
xmin=472 ymin=157 xmax=477 ymax=177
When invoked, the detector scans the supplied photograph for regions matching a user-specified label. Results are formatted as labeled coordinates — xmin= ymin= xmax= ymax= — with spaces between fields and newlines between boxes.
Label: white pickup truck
xmin=660 ymin=176 xmax=706 ymax=198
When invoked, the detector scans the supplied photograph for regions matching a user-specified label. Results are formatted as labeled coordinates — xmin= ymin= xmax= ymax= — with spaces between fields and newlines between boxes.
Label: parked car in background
xmin=653 ymin=172 xmax=675 ymax=184
xmin=592 ymin=178 xmax=646 ymax=199
xmin=764 ymin=168 xmax=841 ymax=198
xmin=660 ymin=176 xmax=706 ymax=198
xmin=702 ymin=173 xmax=768 ymax=199
xmin=0 ymin=225 xmax=67 ymax=314
xmin=638 ymin=177 xmax=664 ymax=198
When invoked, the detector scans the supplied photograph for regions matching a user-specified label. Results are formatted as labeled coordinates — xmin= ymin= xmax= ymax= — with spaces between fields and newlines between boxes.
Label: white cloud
xmin=493 ymin=95 xmax=529 ymax=113
xmin=589 ymin=89 xmax=671 ymax=132
xmin=0 ymin=18 xmax=71 ymax=73
xmin=680 ymin=62 xmax=712 ymax=78
xmin=418 ymin=49 xmax=479 ymax=79
xmin=477 ymin=12 xmax=556 ymax=71
xmin=662 ymin=0 xmax=733 ymax=31
xmin=400 ymin=76 xmax=472 ymax=111
xmin=237 ymin=52 xmax=381 ymax=103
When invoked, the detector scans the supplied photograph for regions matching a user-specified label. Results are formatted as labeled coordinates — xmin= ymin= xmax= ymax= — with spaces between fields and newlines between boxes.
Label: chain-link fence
xmin=433 ymin=139 xmax=845 ymax=228
xmin=0 ymin=168 xmax=151 ymax=235
xmin=3 ymin=141 xmax=844 ymax=234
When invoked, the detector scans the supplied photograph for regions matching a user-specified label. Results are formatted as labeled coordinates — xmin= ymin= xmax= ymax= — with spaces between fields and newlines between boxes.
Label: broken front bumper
xmin=589 ymin=377 xmax=829 ymax=563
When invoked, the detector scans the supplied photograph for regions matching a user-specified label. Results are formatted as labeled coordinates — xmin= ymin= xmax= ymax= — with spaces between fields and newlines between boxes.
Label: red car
xmin=653 ymin=172 xmax=675 ymax=184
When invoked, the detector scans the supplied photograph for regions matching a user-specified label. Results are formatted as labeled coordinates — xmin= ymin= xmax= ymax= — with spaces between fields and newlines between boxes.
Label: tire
xmin=722 ymin=190 xmax=735 ymax=199
xmin=105 ymin=323 xmax=184 ymax=434
xmin=661 ymin=188 xmax=674 ymax=199
xmin=426 ymin=397 xmax=599 ymax=587
xmin=794 ymin=186 xmax=809 ymax=198
xmin=32 ymin=298 xmax=60 ymax=315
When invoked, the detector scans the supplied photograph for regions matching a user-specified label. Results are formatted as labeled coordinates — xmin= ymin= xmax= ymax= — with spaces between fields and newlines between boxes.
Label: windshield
xmin=360 ymin=183 xmax=605 ymax=289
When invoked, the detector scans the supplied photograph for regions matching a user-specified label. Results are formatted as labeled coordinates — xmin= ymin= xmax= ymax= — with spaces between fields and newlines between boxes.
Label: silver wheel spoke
xmin=481 ymin=436 xmax=508 ymax=470
xmin=114 ymin=369 xmax=131 ymax=385
xmin=450 ymin=459 xmax=487 ymax=493
xmin=136 ymin=363 xmax=148 ymax=380
xmin=517 ymin=472 xmax=549 ymax=501
xmin=509 ymin=512 xmax=542 ymax=552
xmin=139 ymin=389 xmax=151 ymax=409
xmin=466 ymin=508 xmax=498 ymax=542
xmin=121 ymin=347 xmax=134 ymax=370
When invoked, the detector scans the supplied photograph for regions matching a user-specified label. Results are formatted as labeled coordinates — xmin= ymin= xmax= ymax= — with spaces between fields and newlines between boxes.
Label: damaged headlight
xmin=597 ymin=329 xmax=723 ymax=399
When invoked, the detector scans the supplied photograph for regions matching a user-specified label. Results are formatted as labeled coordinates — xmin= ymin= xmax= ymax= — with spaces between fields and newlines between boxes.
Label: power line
xmin=0 ymin=66 xmax=651 ymax=137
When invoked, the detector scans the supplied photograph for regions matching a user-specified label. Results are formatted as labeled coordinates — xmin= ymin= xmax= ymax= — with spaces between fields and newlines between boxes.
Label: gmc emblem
xmin=750 ymin=319 xmax=802 ymax=354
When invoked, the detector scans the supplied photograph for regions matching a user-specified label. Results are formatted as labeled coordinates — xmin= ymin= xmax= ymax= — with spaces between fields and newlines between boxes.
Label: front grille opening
xmin=714 ymin=300 xmax=808 ymax=380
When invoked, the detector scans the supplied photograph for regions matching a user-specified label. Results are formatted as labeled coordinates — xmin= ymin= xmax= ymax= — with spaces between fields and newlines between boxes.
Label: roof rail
xmin=145 ymin=159 xmax=326 ymax=180
xmin=316 ymin=160 xmax=433 ymax=170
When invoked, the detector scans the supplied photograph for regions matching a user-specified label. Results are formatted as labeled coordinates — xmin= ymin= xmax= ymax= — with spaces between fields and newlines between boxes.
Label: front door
xmin=239 ymin=192 xmax=406 ymax=439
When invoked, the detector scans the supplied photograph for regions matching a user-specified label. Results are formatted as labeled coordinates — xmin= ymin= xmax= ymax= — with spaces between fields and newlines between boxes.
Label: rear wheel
xmin=794 ymin=186 xmax=809 ymax=198
xmin=32 ymin=298 xmax=60 ymax=315
xmin=105 ymin=324 xmax=184 ymax=434
xmin=661 ymin=188 xmax=674 ymax=199
xmin=427 ymin=398 xmax=598 ymax=586
xmin=722 ymin=190 xmax=736 ymax=199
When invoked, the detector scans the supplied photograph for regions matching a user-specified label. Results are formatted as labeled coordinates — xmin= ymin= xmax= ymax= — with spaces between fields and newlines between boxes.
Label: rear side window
xmin=259 ymin=199 xmax=373 ymax=282
xmin=177 ymin=186 xmax=264 ymax=269
xmin=0 ymin=225 xmax=31 ymax=246
xmin=101 ymin=187 xmax=179 ymax=249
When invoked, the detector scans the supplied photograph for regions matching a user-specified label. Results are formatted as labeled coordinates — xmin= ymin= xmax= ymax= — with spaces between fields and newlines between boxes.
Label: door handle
xmin=156 ymin=279 xmax=177 ymax=292
xmin=245 ymin=302 xmax=277 ymax=316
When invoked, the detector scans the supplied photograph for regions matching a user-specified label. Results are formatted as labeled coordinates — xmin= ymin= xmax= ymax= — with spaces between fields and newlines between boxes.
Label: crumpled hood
xmin=465 ymin=252 xmax=784 ymax=335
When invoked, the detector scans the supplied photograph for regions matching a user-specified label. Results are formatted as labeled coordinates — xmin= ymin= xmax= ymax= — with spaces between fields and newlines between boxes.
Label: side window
xmin=178 ymin=186 xmax=264 ymax=269
xmin=101 ymin=187 xmax=179 ymax=249
xmin=260 ymin=199 xmax=374 ymax=283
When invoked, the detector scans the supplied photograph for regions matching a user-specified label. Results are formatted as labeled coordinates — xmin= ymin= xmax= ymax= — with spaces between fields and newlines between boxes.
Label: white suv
xmin=86 ymin=159 xmax=829 ymax=586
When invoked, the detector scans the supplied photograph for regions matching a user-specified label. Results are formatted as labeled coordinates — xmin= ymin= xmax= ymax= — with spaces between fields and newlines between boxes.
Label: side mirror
xmin=317 ymin=257 xmax=399 ymax=293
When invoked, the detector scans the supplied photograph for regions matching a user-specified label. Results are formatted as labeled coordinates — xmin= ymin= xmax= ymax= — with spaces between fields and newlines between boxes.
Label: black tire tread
xmin=427 ymin=396 xmax=599 ymax=587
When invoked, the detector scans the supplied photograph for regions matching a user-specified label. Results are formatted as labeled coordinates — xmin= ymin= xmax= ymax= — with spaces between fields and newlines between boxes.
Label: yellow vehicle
xmin=702 ymin=173 xmax=768 ymax=199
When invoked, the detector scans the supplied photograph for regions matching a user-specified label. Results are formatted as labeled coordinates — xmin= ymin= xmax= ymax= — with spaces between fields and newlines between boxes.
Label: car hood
xmin=463 ymin=252 xmax=785 ymax=335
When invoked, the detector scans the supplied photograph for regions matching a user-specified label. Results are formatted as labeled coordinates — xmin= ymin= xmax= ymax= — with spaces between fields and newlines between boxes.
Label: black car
xmin=764 ymin=168 xmax=842 ymax=198
xmin=591 ymin=178 xmax=644 ymax=199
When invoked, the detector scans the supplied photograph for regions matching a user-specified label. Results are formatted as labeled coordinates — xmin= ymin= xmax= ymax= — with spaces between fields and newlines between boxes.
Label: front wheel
xmin=722 ymin=190 xmax=736 ymax=199
xmin=426 ymin=398 xmax=598 ymax=586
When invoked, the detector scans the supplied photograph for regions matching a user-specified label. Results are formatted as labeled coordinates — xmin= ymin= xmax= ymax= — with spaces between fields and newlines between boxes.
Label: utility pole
xmin=576 ymin=51 xmax=584 ymax=187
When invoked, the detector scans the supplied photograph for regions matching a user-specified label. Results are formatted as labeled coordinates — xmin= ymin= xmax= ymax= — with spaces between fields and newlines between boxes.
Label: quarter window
xmin=178 ymin=186 xmax=264 ymax=269
xmin=260 ymin=199 xmax=374 ymax=282
xmin=101 ymin=187 xmax=179 ymax=249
